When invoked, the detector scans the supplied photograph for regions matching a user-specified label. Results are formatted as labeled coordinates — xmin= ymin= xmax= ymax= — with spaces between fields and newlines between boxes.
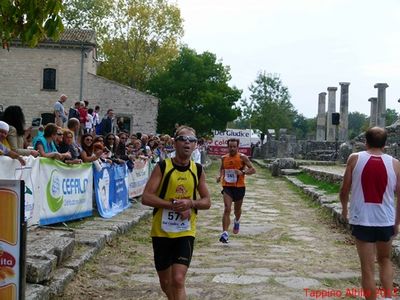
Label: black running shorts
xmin=222 ymin=186 xmax=246 ymax=202
xmin=152 ymin=236 xmax=195 ymax=271
xmin=351 ymin=225 xmax=395 ymax=242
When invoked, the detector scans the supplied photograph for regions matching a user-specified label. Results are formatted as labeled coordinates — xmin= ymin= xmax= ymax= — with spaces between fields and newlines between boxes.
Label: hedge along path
xmin=60 ymin=161 xmax=400 ymax=300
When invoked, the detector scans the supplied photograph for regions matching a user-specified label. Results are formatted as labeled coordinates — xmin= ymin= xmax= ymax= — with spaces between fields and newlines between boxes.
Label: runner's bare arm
xmin=339 ymin=153 xmax=358 ymax=220
xmin=241 ymin=154 xmax=256 ymax=175
xmin=216 ymin=157 xmax=224 ymax=182
xmin=163 ymin=167 xmax=211 ymax=214
xmin=142 ymin=165 xmax=173 ymax=209
xmin=194 ymin=169 xmax=211 ymax=210
xmin=393 ymin=158 xmax=400 ymax=236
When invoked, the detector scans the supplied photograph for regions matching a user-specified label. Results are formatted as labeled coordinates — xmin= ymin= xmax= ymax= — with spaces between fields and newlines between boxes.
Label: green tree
xmin=386 ymin=108 xmax=399 ymax=126
xmin=244 ymin=72 xmax=296 ymax=136
xmin=63 ymin=0 xmax=183 ymax=90
xmin=292 ymin=114 xmax=316 ymax=139
xmin=1 ymin=0 xmax=64 ymax=49
xmin=62 ymin=0 xmax=113 ymax=43
xmin=348 ymin=112 xmax=368 ymax=139
xmin=148 ymin=47 xmax=242 ymax=136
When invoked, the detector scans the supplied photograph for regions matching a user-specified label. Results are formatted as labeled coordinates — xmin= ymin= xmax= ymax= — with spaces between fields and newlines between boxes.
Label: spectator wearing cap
xmin=0 ymin=121 xmax=26 ymax=165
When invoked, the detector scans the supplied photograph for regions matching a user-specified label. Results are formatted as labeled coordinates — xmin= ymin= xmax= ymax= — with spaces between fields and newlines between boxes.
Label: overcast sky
xmin=175 ymin=0 xmax=400 ymax=118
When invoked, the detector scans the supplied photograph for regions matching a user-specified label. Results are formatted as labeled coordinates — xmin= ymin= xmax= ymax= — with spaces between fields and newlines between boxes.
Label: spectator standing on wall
xmin=100 ymin=109 xmax=114 ymax=136
xmin=85 ymin=108 xmax=94 ymax=134
xmin=54 ymin=94 xmax=68 ymax=127
xmin=68 ymin=101 xmax=80 ymax=120
xmin=93 ymin=105 xmax=101 ymax=134
xmin=77 ymin=101 xmax=88 ymax=137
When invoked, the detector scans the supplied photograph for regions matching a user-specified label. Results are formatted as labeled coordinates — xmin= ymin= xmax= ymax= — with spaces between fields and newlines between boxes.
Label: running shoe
xmin=219 ymin=231 xmax=229 ymax=243
xmin=233 ymin=219 xmax=240 ymax=234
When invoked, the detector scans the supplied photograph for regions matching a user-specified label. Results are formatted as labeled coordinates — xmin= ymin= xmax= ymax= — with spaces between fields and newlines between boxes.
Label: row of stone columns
xmin=316 ymin=82 xmax=389 ymax=142
xmin=316 ymin=83 xmax=350 ymax=142
xmin=369 ymin=83 xmax=389 ymax=128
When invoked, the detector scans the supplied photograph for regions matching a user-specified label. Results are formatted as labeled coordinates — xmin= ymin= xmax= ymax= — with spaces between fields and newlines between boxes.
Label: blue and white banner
xmin=93 ymin=162 xmax=130 ymax=218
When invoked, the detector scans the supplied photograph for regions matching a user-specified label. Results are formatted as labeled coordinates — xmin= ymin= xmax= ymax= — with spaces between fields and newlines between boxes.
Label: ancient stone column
xmin=374 ymin=83 xmax=389 ymax=128
xmin=339 ymin=82 xmax=350 ymax=142
xmin=316 ymin=92 xmax=327 ymax=141
xmin=326 ymin=87 xmax=337 ymax=142
xmin=369 ymin=97 xmax=378 ymax=127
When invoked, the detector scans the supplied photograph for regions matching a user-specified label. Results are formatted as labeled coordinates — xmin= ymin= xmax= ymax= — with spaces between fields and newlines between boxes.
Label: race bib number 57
xmin=161 ymin=209 xmax=191 ymax=233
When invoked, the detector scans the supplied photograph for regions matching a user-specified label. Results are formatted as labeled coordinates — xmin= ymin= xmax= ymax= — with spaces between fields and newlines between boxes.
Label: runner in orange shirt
xmin=217 ymin=138 xmax=256 ymax=243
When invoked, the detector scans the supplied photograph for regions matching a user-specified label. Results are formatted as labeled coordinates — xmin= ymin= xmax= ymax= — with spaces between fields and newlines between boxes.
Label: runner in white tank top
xmin=349 ymin=150 xmax=396 ymax=226
xmin=340 ymin=127 xmax=400 ymax=300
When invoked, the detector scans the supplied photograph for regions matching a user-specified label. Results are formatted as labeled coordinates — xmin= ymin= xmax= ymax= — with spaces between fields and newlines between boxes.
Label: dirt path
xmin=59 ymin=161 xmax=399 ymax=300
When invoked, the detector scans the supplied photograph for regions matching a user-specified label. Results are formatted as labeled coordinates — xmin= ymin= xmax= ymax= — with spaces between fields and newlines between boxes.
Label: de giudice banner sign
xmin=0 ymin=180 xmax=26 ymax=300
xmin=208 ymin=129 xmax=252 ymax=156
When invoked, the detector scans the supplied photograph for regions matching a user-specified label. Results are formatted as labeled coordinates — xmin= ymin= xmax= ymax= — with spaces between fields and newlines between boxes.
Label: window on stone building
xmin=116 ymin=116 xmax=131 ymax=134
xmin=43 ymin=68 xmax=56 ymax=90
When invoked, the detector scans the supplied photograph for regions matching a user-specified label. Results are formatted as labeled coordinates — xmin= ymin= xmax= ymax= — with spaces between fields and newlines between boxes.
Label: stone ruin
xmin=254 ymin=82 xmax=400 ymax=163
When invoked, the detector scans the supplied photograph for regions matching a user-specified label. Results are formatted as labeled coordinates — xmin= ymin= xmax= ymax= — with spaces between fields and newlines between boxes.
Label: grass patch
xmin=295 ymin=172 xmax=340 ymax=194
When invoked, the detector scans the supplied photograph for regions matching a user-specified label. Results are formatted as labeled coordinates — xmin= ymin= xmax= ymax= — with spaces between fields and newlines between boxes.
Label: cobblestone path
xmin=61 ymin=162 xmax=399 ymax=300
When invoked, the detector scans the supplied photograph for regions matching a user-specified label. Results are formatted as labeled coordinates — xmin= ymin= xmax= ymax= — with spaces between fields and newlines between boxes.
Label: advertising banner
xmin=0 ymin=156 xmax=40 ymax=226
xmin=39 ymin=159 xmax=93 ymax=225
xmin=127 ymin=159 xmax=150 ymax=199
xmin=207 ymin=129 xmax=252 ymax=156
xmin=0 ymin=180 xmax=26 ymax=300
xmin=93 ymin=162 xmax=130 ymax=218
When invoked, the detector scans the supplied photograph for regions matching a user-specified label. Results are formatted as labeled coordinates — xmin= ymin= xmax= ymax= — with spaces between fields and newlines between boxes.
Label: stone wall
xmin=86 ymin=74 xmax=158 ymax=134
xmin=0 ymin=46 xmax=91 ymax=122
xmin=0 ymin=45 xmax=158 ymax=134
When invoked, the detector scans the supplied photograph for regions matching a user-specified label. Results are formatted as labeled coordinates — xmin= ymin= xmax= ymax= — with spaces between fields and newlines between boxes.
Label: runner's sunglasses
xmin=175 ymin=135 xmax=198 ymax=143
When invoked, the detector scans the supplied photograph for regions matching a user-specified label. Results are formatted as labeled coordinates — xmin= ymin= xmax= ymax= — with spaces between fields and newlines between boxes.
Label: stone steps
xmin=25 ymin=201 xmax=152 ymax=300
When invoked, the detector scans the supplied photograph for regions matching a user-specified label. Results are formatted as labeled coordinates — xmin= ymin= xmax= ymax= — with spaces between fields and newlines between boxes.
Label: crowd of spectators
xmin=0 ymin=95 xmax=207 ymax=169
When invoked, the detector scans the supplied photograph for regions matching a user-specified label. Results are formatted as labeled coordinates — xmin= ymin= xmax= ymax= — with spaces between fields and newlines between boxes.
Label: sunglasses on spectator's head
xmin=175 ymin=135 xmax=197 ymax=143
xmin=56 ymin=132 xmax=63 ymax=136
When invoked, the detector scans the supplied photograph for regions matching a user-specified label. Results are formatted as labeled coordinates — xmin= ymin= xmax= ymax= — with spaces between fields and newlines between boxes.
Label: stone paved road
xmin=60 ymin=162 xmax=400 ymax=300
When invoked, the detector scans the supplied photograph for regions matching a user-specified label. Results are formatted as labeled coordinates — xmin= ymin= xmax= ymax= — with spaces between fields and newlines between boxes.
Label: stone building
xmin=0 ymin=29 xmax=158 ymax=134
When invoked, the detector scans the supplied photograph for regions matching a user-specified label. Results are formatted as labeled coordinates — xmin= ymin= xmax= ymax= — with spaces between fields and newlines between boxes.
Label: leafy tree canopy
xmin=147 ymin=47 xmax=242 ymax=136
xmin=62 ymin=0 xmax=113 ymax=42
xmin=63 ymin=0 xmax=183 ymax=90
xmin=241 ymin=72 xmax=296 ymax=136
xmin=1 ymin=0 xmax=64 ymax=49
xmin=348 ymin=111 xmax=368 ymax=139
xmin=386 ymin=108 xmax=399 ymax=126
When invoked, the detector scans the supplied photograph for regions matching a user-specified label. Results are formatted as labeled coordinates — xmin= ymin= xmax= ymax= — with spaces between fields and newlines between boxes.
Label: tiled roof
xmin=59 ymin=28 xmax=96 ymax=44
